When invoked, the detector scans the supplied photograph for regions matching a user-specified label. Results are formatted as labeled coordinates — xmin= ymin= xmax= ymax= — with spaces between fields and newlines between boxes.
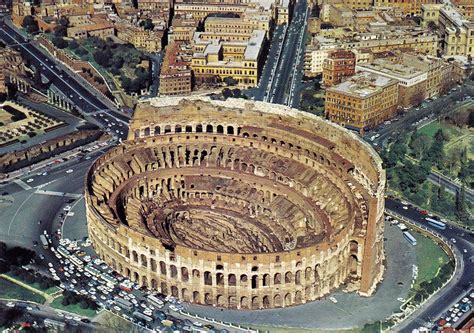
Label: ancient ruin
xmin=85 ymin=97 xmax=386 ymax=309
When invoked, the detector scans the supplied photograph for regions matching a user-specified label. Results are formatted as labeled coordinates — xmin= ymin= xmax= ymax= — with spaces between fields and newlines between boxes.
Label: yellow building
xmin=191 ymin=30 xmax=266 ymax=88
xmin=116 ymin=24 xmax=164 ymax=52
xmin=373 ymin=0 xmax=439 ymax=17
xmin=204 ymin=12 xmax=272 ymax=37
xmin=173 ymin=2 xmax=251 ymax=22
xmin=169 ymin=15 xmax=198 ymax=42
xmin=421 ymin=4 xmax=443 ymax=28
xmin=438 ymin=6 xmax=474 ymax=57
xmin=325 ymin=71 xmax=399 ymax=133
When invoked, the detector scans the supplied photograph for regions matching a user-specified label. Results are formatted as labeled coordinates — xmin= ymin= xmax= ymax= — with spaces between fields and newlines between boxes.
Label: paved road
xmin=268 ymin=0 xmax=308 ymax=106
xmin=0 ymin=19 xmax=129 ymax=141
xmin=385 ymin=199 xmax=473 ymax=332
xmin=428 ymin=168 xmax=474 ymax=203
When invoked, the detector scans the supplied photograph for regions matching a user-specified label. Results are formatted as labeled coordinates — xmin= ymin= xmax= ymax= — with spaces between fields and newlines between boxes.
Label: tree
xmin=22 ymin=16 xmax=39 ymax=34
xmin=409 ymin=133 xmax=431 ymax=159
xmin=52 ymin=37 xmax=68 ymax=49
xmin=223 ymin=77 xmax=238 ymax=86
xmin=222 ymin=88 xmax=232 ymax=99
xmin=455 ymin=183 xmax=467 ymax=221
xmin=54 ymin=16 xmax=69 ymax=37
xmin=80 ymin=300 xmax=89 ymax=309
xmin=143 ymin=18 xmax=155 ymax=31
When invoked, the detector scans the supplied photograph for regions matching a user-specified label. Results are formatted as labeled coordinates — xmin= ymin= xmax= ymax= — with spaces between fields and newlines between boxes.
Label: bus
xmin=133 ymin=311 xmax=153 ymax=323
xmin=85 ymin=264 xmax=101 ymax=277
xmin=115 ymin=298 xmax=133 ymax=311
xmin=147 ymin=294 xmax=164 ymax=307
xmin=57 ymin=246 xmax=70 ymax=259
xmin=425 ymin=218 xmax=446 ymax=230
xmin=101 ymin=273 xmax=117 ymax=286
xmin=39 ymin=235 xmax=49 ymax=249
xmin=44 ymin=318 xmax=66 ymax=329
xmin=69 ymin=255 xmax=84 ymax=268
xmin=403 ymin=231 xmax=417 ymax=246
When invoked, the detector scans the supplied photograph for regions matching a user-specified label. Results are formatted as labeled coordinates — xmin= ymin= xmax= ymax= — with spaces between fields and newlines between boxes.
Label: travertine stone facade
xmin=85 ymin=97 xmax=386 ymax=309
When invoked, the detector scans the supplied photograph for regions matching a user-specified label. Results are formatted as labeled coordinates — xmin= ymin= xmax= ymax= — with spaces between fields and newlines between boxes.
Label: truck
xmin=39 ymin=235 xmax=49 ymax=249
xmin=403 ymin=231 xmax=417 ymax=246
xmin=425 ymin=218 xmax=446 ymax=230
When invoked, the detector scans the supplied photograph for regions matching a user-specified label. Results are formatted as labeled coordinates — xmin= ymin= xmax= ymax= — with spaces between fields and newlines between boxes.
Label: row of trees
xmin=10 ymin=266 xmax=59 ymax=290
xmin=61 ymin=290 xmax=98 ymax=310
xmin=411 ymin=260 xmax=455 ymax=305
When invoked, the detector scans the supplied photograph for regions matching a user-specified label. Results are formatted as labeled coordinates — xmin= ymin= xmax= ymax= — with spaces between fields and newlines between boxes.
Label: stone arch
xmin=196 ymin=124 xmax=203 ymax=132
xmin=350 ymin=254 xmax=358 ymax=275
xmin=285 ymin=271 xmax=293 ymax=284
xmin=144 ymin=127 xmax=150 ymax=136
xmin=251 ymin=275 xmax=258 ymax=289
xmin=206 ymin=124 xmax=213 ymax=133
xmin=295 ymin=270 xmax=302 ymax=285
xmin=171 ymin=286 xmax=178 ymax=297
xmin=150 ymin=258 xmax=157 ymax=272
xmin=274 ymin=273 xmax=281 ymax=284
xmin=216 ymin=273 xmax=224 ymax=286
xmin=217 ymin=125 xmax=224 ymax=134
xmin=263 ymin=274 xmax=270 ymax=287
xmin=349 ymin=240 xmax=359 ymax=255
xmin=295 ymin=290 xmax=302 ymax=304
xmin=160 ymin=282 xmax=168 ymax=294
xmin=227 ymin=126 xmax=234 ymax=134
xmin=228 ymin=274 xmax=236 ymax=286
xmin=228 ymin=295 xmax=237 ymax=308
xmin=185 ymin=125 xmax=192 ymax=132
xmin=154 ymin=126 xmax=160 ymax=135
xmin=240 ymin=296 xmax=249 ymax=309
xmin=305 ymin=267 xmax=312 ymax=281
xmin=284 ymin=293 xmax=291 ymax=306
xmin=193 ymin=291 xmax=200 ymax=303
xmin=216 ymin=294 xmax=225 ymax=307
xmin=160 ymin=261 xmax=166 ymax=275
xmin=134 ymin=129 xmax=139 ymax=139
xmin=204 ymin=293 xmax=212 ymax=305
xmin=132 ymin=251 xmax=138 ymax=262
xmin=262 ymin=296 xmax=270 ymax=309
xmin=251 ymin=296 xmax=259 ymax=309
xmin=274 ymin=294 xmax=282 ymax=307
xmin=151 ymin=279 xmax=157 ymax=290
xmin=133 ymin=271 xmax=139 ymax=282
xmin=181 ymin=267 xmax=189 ymax=282
xmin=142 ymin=276 xmax=148 ymax=288
xmin=175 ymin=124 xmax=182 ymax=133
xmin=240 ymin=274 xmax=248 ymax=284
xmin=141 ymin=254 xmax=147 ymax=267
xmin=170 ymin=265 xmax=178 ymax=278
xmin=192 ymin=269 xmax=200 ymax=279
xmin=204 ymin=271 xmax=212 ymax=285
xmin=182 ymin=288 xmax=190 ymax=302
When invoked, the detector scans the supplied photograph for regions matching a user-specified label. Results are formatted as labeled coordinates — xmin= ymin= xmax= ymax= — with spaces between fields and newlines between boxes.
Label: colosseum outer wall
xmin=85 ymin=97 xmax=386 ymax=309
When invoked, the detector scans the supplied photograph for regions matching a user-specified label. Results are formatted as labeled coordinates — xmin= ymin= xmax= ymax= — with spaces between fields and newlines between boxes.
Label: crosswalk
xmin=13 ymin=179 xmax=32 ymax=190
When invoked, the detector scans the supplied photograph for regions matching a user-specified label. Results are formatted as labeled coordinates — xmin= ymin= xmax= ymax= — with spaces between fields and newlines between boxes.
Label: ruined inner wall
xmin=85 ymin=97 xmax=386 ymax=309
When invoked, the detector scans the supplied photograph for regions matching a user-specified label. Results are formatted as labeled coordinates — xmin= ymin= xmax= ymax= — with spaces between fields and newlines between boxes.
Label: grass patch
xmin=5 ymin=273 xmax=60 ymax=295
xmin=251 ymin=326 xmax=362 ymax=333
xmin=411 ymin=230 xmax=449 ymax=288
xmin=50 ymin=296 xmax=97 ymax=318
xmin=0 ymin=277 xmax=45 ymax=303
xmin=94 ymin=311 xmax=138 ymax=333
xmin=418 ymin=121 xmax=463 ymax=139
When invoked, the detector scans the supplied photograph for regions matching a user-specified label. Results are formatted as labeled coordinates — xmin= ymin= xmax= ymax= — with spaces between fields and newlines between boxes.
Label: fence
xmin=178 ymin=309 xmax=260 ymax=333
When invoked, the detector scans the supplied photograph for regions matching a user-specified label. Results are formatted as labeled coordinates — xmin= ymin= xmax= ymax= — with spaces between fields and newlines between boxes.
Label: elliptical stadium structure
xmin=85 ymin=97 xmax=386 ymax=309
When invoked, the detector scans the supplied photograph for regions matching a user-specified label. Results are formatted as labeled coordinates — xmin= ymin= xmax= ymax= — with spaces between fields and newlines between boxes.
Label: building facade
xmin=322 ymin=50 xmax=356 ymax=86
xmin=159 ymin=42 xmax=192 ymax=96
xmin=325 ymin=72 xmax=399 ymax=133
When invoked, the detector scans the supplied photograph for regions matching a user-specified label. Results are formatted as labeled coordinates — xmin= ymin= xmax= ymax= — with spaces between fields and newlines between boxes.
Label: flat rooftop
xmin=327 ymin=72 xmax=396 ymax=98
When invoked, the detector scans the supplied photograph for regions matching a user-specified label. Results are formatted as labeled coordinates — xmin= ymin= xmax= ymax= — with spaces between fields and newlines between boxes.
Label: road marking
xmin=35 ymin=189 xmax=83 ymax=199
xmin=13 ymin=179 xmax=32 ymax=190
xmin=7 ymin=191 xmax=35 ymax=236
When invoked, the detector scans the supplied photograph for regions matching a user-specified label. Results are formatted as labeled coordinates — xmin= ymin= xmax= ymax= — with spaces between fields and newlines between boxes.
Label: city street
xmin=385 ymin=199 xmax=473 ymax=332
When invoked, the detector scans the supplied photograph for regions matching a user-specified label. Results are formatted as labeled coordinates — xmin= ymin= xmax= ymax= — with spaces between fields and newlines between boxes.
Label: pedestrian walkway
xmin=0 ymin=274 xmax=53 ymax=303
xmin=35 ymin=190 xmax=82 ymax=199
xmin=13 ymin=179 xmax=32 ymax=191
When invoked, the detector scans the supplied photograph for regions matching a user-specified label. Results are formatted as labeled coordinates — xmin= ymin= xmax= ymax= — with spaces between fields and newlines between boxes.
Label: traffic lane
xmin=0 ymin=26 xmax=109 ymax=113
xmin=427 ymin=173 xmax=474 ymax=202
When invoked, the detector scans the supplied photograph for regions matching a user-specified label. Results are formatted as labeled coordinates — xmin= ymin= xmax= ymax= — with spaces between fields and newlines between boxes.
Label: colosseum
xmin=85 ymin=97 xmax=386 ymax=309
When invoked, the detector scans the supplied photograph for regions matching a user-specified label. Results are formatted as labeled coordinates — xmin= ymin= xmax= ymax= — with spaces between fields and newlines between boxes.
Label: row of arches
xmin=134 ymin=124 xmax=239 ymax=139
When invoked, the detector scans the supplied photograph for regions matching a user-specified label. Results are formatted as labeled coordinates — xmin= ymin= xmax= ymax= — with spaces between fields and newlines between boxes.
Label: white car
xmin=329 ymin=297 xmax=338 ymax=303
xmin=66 ymin=169 xmax=74 ymax=174
xmin=63 ymin=206 xmax=72 ymax=211
xmin=26 ymin=178 xmax=34 ymax=183
xmin=6 ymin=302 xmax=15 ymax=308
xmin=113 ymin=306 xmax=121 ymax=312
xmin=26 ymin=306 xmax=33 ymax=311
xmin=193 ymin=322 xmax=203 ymax=327
xmin=402 ymin=206 xmax=408 ymax=210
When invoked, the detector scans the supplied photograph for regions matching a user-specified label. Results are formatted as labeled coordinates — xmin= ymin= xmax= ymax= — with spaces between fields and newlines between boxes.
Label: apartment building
xmin=191 ymin=30 xmax=266 ymax=88
xmin=358 ymin=58 xmax=428 ymax=108
xmin=325 ymin=71 xmax=399 ymax=133
xmin=438 ymin=5 xmax=474 ymax=57
xmin=168 ymin=15 xmax=198 ymax=42
xmin=67 ymin=16 xmax=114 ymax=39
xmin=322 ymin=50 xmax=356 ymax=86
xmin=373 ymin=0 xmax=439 ymax=17
xmin=116 ymin=24 xmax=164 ymax=52
xmin=421 ymin=4 xmax=444 ymax=28
xmin=204 ymin=12 xmax=272 ymax=37
xmin=159 ymin=41 xmax=192 ymax=96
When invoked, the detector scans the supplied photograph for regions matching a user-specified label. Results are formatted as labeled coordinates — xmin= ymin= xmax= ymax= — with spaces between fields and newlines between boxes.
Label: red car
xmin=420 ymin=210 xmax=428 ymax=215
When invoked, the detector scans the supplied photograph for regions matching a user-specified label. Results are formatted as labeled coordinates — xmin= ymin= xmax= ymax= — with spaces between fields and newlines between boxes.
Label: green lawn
xmin=50 ymin=296 xmax=97 ymax=318
xmin=0 ymin=278 xmax=45 ymax=304
xmin=418 ymin=120 xmax=463 ymax=139
xmin=5 ymin=273 xmax=60 ymax=295
xmin=411 ymin=230 xmax=449 ymax=288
